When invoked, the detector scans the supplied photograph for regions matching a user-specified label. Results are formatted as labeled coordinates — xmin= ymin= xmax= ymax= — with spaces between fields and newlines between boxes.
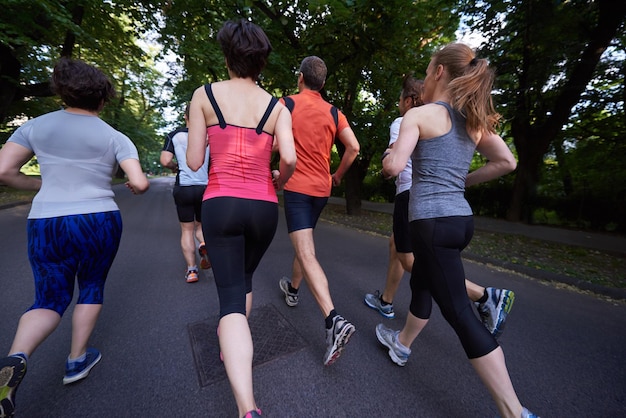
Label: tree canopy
xmin=1 ymin=0 xmax=624 ymax=230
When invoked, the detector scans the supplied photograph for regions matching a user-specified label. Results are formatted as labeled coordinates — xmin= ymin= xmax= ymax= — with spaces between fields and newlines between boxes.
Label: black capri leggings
xmin=409 ymin=216 xmax=498 ymax=359
xmin=201 ymin=197 xmax=278 ymax=318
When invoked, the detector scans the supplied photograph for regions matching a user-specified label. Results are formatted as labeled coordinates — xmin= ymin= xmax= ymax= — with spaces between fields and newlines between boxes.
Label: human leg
xmin=9 ymin=310 xmax=61 ymax=358
xmin=219 ymin=313 xmax=257 ymax=417
xmin=68 ymin=304 xmax=102 ymax=359
xmin=203 ymin=198 xmax=277 ymax=413
xmin=288 ymin=228 xmax=335 ymax=317
xmin=415 ymin=217 xmax=526 ymax=413
xmin=11 ymin=215 xmax=89 ymax=357
xmin=366 ymin=191 xmax=413 ymax=318
xmin=470 ymin=347 xmax=523 ymax=418
xmin=281 ymin=190 xmax=327 ymax=294
xmin=63 ymin=211 xmax=122 ymax=383
xmin=180 ymin=221 xmax=198 ymax=269
xmin=175 ymin=185 xmax=207 ymax=273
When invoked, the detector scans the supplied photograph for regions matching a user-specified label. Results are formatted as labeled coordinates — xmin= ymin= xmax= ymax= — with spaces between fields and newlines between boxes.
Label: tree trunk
xmin=0 ymin=44 xmax=21 ymax=124
xmin=344 ymin=159 xmax=367 ymax=215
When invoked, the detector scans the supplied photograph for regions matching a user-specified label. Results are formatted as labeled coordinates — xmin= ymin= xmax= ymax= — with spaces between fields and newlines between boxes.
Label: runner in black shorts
xmin=161 ymin=106 xmax=211 ymax=283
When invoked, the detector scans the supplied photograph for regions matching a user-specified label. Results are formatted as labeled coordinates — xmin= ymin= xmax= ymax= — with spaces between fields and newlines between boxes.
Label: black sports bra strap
xmin=204 ymin=84 xmax=227 ymax=129
xmin=256 ymin=97 xmax=279 ymax=135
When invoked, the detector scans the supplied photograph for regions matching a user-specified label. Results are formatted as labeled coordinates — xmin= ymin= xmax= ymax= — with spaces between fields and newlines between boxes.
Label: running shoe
xmin=0 ymin=354 xmax=27 ymax=418
xmin=185 ymin=269 xmax=199 ymax=283
xmin=476 ymin=287 xmax=515 ymax=339
xmin=279 ymin=277 xmax=299 ymax=307
xmin=63 ymin=348 xmax=102 ymax=385
xmin=375 ymin=323 xmax=411 ymax=366
xmin=323 ymin=315 xmax=355 ymax=366
xmin=364 ymin=290 xmax=395 ymax=318
xmin=198 ymin=244 xmax=211 ymax=270
xmin=243 ymin=409 xmax=262 ymax=418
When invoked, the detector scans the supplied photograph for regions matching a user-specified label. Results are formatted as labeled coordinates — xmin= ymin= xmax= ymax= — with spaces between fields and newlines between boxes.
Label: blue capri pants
xmin=27 ymin=211 xmax=123 ymax=316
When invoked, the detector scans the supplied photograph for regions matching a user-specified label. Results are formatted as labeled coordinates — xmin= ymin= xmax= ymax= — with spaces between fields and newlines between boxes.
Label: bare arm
xmin=331 ymin=127 xmax=360 ymax=186
xmin=187 ymin=87 xmax=209 ymax=172
xmin=160 ymin=150 xmax=177 ymax=172
xmin=382 ymin=107 xmax=420 ymax=178
xmin=466 ymin=132 xmax=517 ymax=187
xmin=0 ymin=142 xmax=41 ymax=191
xmin=272 ymin=106 xmax=297 ymax=191
xmin=120 ymin=158 xmax=149 ymax=194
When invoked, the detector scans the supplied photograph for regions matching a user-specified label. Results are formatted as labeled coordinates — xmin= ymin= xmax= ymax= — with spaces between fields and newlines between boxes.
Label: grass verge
xmin=318 ymin=202 xmax=626 ymax=290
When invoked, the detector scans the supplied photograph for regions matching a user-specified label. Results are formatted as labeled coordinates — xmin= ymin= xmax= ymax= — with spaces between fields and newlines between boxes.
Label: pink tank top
xmin=202 ymin=84 xmax=278 ymax=203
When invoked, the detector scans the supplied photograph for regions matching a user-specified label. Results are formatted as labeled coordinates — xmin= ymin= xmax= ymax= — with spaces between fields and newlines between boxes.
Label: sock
xmin=68 ymin=352 xmax=86 ymax=363
xmin=379 ymin=295 xmax=392 ymax=306
xmin=288 ymin=283 xmax=299 ymax=293
xmin=9 ymin=352 xmax=28 ymax=362
xmin=325 ymin=309 xmax=338 ymax=329
xmin=188 ymin=266 xmax=198 ymax=272
xmin=477 ymin=289 xmax=488 ymax=304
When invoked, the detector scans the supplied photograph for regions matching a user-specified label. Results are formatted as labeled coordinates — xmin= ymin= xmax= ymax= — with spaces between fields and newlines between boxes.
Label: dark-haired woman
xmin=187 ymin=19 xmax=296 ymax=418
xmin=379 ymin=43 xmax=538 ymax=418
xmin=0 ymin=58 xmax=148 ymax=418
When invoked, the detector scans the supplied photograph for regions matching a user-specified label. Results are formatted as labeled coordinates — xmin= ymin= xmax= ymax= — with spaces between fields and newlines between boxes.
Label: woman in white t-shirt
xmin=0 ymin=58 xmax=148 ymax=417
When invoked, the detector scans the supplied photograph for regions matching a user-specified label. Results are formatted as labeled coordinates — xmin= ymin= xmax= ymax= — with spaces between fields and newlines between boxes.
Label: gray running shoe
xmin=323 ymin=315 xmax=355 ymax=366
xmin=364 ymin=290 xmax=395 ymax=318
xmin=0 ymin=354 xmax=27 ymax=418
xmin=375 ymin=323 xmax=411 ymax=366
xmin=476 ymin=287 xmax=515 ymax=339
xmin=279 ymin=277 xmax=299 ymax=307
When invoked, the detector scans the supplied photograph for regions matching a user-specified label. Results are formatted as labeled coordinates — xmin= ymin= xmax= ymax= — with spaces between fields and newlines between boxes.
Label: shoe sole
xmin=324 ymin=323 xmax=355 ymax=366
xmin=63 ymin=353 xmax=102 ymax=385
xmin=279 ymin=280 xmax=298 ymax=307
xmin=364 ymin=297 xmax=395 ymax=319
xmin=493 ymin=290 xmax=515 ymax=339
xmin=0 ymin=356 xmax=26 ymax=418
xmin=199 ymin=247 xmax=211 ymax=269
xmin=375 ymin=327 xmax=407 ymax=367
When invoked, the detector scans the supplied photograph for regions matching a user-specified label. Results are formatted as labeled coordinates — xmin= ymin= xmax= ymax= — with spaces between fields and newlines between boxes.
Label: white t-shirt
xmin=389 ymin=117 xmax=412 ymax=195
xmin=8 ymin=109 xmax=140 ymax=219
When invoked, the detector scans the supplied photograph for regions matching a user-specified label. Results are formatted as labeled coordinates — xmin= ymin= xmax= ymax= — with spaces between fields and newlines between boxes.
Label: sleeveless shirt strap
xmin=204 ymin=84 xmax=227 ymax=129
xmin=256 ymin=96 xmax=279 ymax=135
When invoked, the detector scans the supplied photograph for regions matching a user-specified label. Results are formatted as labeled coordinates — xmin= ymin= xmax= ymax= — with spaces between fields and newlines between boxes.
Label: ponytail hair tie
xmin=469 ymin=57 xmax=478 ymax=66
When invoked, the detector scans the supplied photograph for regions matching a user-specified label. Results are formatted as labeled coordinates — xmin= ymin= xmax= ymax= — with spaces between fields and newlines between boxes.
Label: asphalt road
xmin=1 ymin=177 xmax=625 ymax=417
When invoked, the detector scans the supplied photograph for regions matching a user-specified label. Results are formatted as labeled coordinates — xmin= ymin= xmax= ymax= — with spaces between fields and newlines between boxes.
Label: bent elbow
xmin=506 ymin=156 xmax=517 ymax=173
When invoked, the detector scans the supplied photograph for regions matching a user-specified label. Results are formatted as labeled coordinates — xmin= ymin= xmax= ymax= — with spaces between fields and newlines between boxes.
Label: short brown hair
xmin=299 ymin=56 xmax=327 ymax=91
xmin=217 ymin=19 xmax=272 ymax=80
xmin=51 ymin=58 xmax=115 ymax=112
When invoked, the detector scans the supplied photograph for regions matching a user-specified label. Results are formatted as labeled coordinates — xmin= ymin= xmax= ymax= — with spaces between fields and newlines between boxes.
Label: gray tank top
xmin=408 ymin=101 xmax=476 ymax=221
xmin=8 ymin=109 xmax=139 ymax=219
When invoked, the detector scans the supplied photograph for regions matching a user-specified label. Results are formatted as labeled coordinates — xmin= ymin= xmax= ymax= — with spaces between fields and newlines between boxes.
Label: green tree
xmin=0 ymin=0 xmax=167 ymax=166
xmin=461 ymin=0 xmax=626 ymax=224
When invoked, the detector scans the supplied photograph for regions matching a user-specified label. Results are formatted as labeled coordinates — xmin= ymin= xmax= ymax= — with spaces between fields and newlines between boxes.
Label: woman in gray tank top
xmin=379 ymin=43 xmax=538 ymax=418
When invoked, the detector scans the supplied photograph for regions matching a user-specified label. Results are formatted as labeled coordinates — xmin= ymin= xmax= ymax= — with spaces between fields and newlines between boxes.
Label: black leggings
xmin=409 ymin=216 xmax=498 ymax=359
xmin=201 ymin=197 xmax=278 ymax=318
